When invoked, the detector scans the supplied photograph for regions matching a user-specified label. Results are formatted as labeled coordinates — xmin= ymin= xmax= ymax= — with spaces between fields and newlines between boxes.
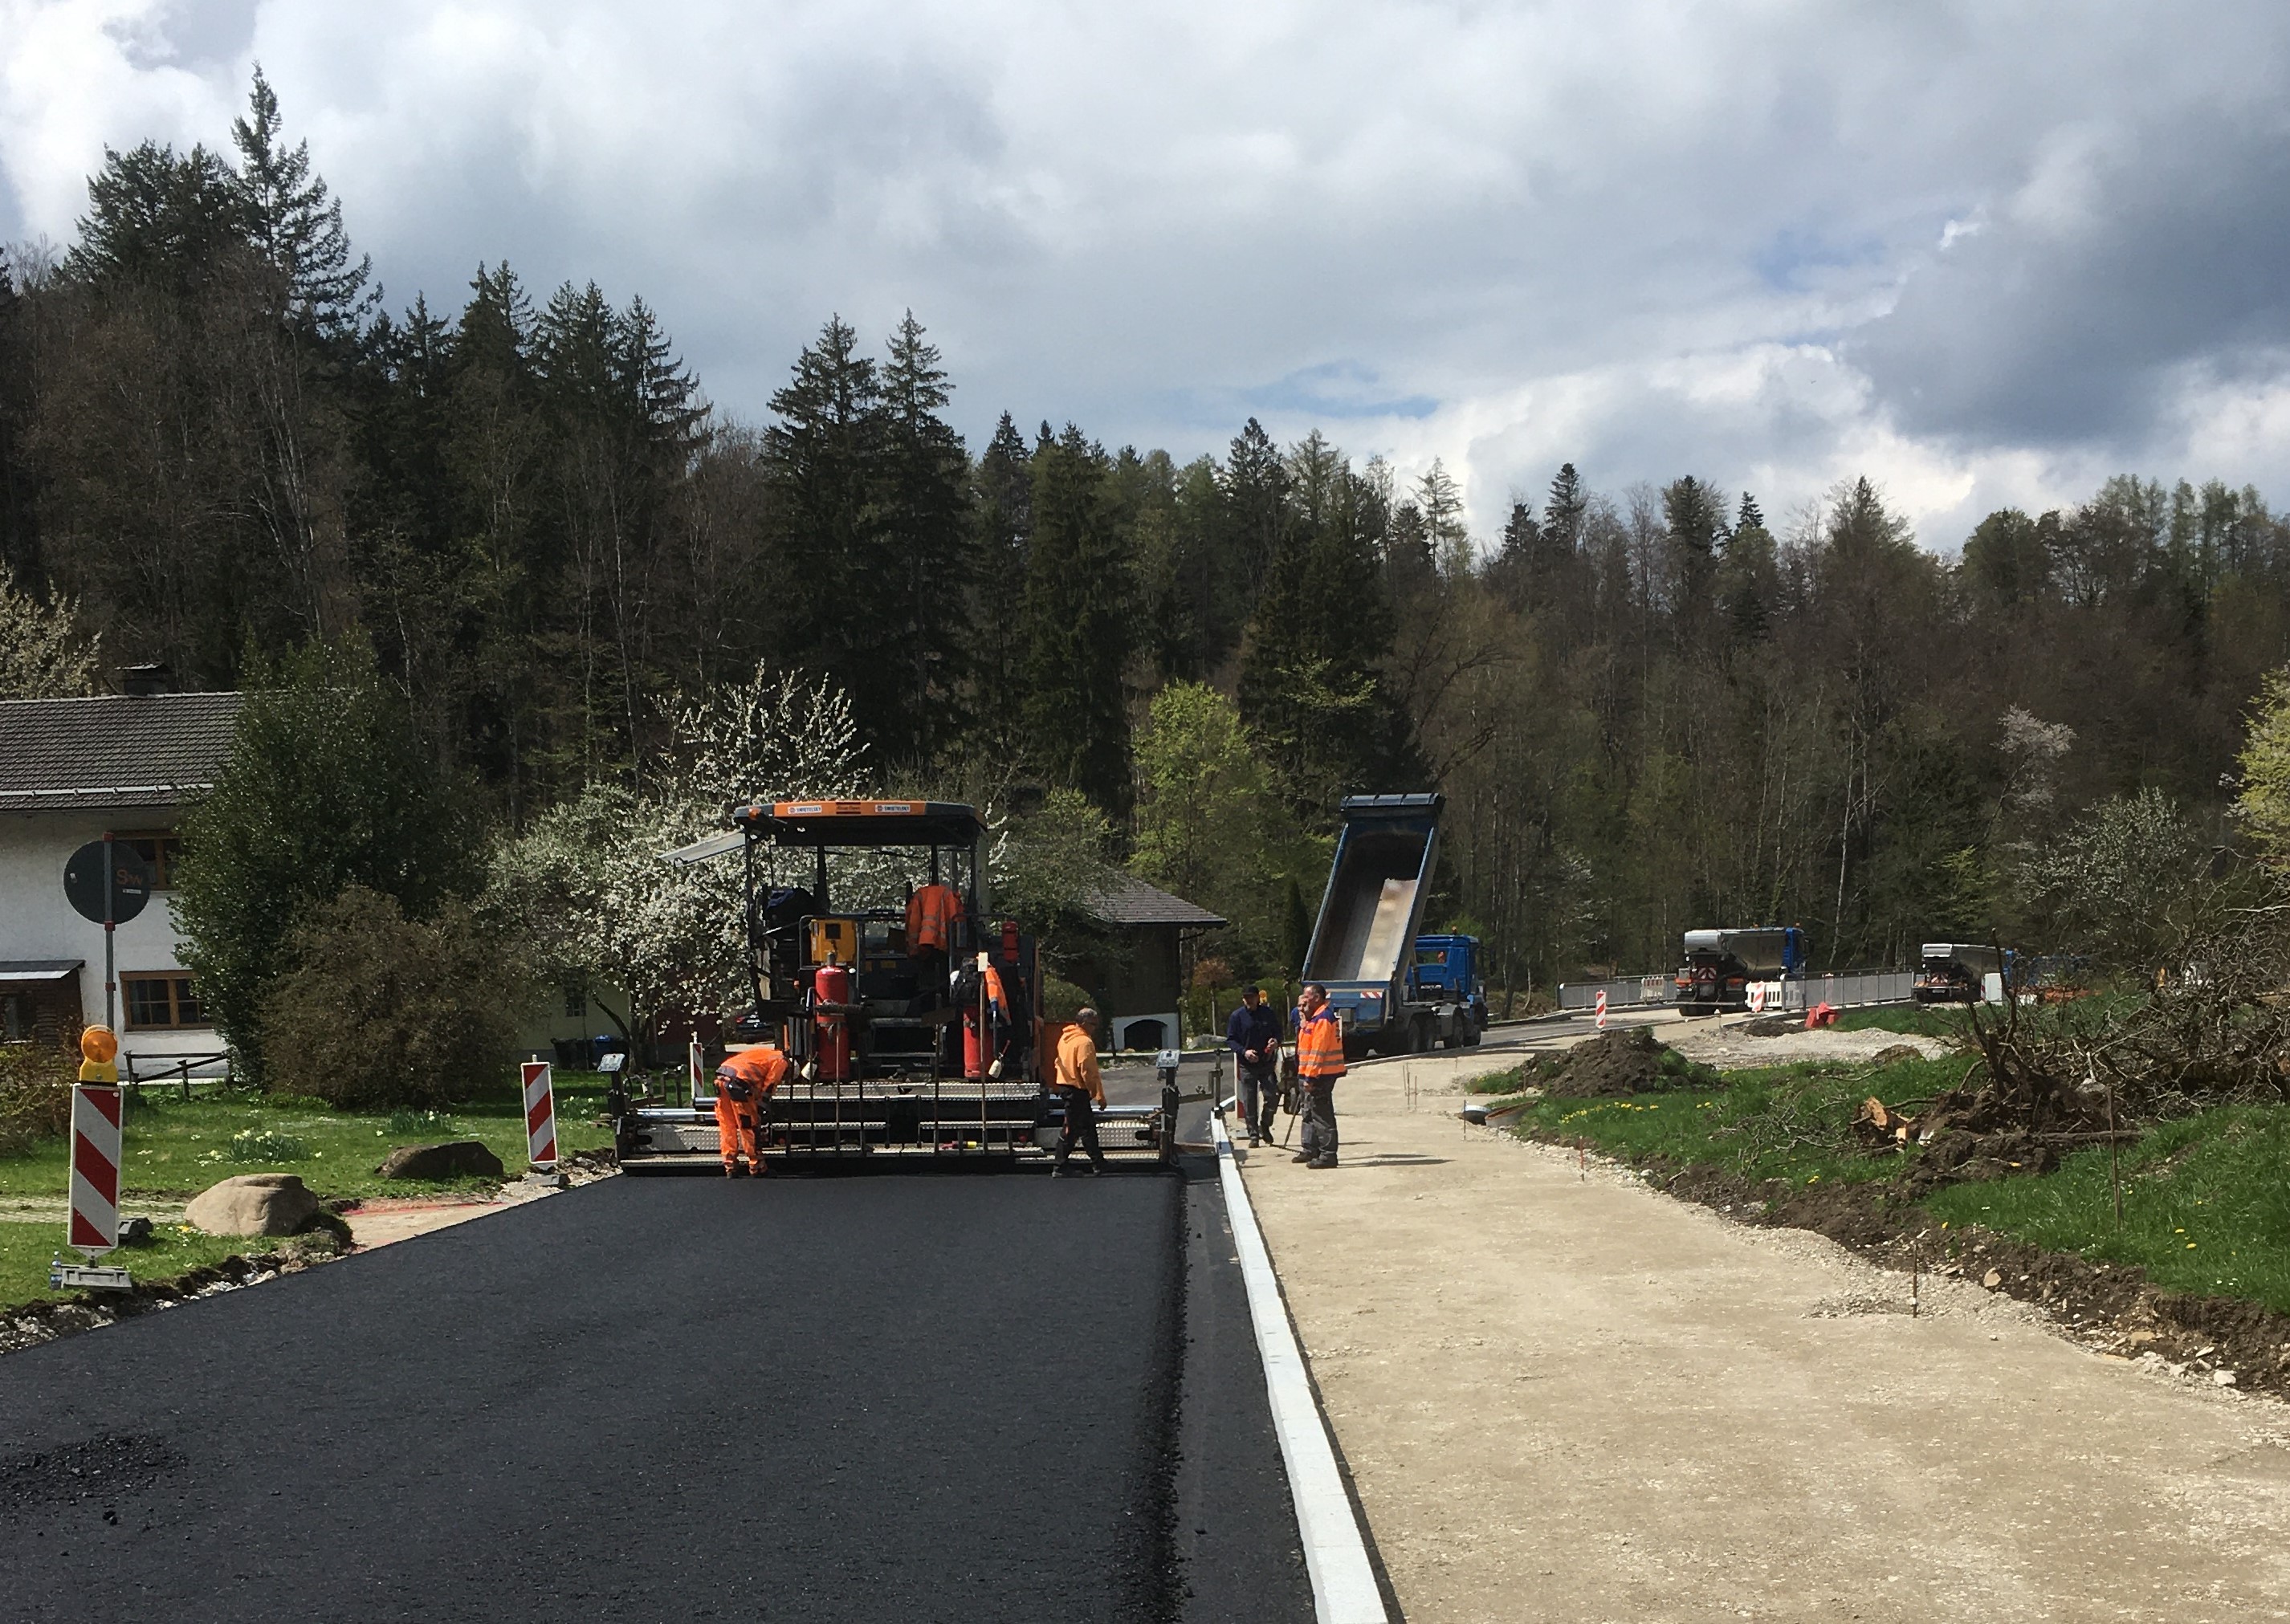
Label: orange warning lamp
xmin=79 ymin=1024 xmax=120 ymax=1083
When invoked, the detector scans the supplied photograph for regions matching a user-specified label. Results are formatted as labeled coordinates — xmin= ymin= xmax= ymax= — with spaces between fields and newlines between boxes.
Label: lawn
xmin=1827 ymin=1003 xmax=1976 ymax=1038
xmin=1495 ymin=1034 xmax=2290 ymax=1317
xmin=0 ymin=1220 xmax=265 ymax=1310
xmin=1925 ymin=1106 xmax=2290 ymax=1314
xmin=1497 ymin=1053 xmax=1971 ymax=1186
xmin=0 ymin=1073 xmax=617 ymax=1204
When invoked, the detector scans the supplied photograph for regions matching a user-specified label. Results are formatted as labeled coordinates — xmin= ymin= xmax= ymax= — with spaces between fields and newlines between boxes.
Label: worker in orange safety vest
xmin=715 ymin=1044 xmax=789 ymax=1177
xmin=1049 ymin=1007 xmax=1107 ymax=1177
xmin=1293 ymin=982 xmax=1347 ymax=1169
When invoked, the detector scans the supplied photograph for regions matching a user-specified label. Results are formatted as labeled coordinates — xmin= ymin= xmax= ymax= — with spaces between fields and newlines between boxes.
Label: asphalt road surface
xmin=0 ymin=1162 xmax=1314 ymax=1622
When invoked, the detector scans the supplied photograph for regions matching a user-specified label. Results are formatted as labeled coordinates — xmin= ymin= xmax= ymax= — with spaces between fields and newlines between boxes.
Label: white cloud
xmin=4 ymin=0 xmax=2289 ymax=550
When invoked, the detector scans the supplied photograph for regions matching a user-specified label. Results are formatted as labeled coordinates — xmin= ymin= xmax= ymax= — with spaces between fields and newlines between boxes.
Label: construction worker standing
xmin=714 ymin=1044 xmax=789 ymax=1177
xmin=1050 ymin=1007 xmax=1108 ymax=1178
xmin=1293 ymin=983 xmax=1346 ymax=1169
xmin=1226 ymin=983 xmax=1282 ymax=1146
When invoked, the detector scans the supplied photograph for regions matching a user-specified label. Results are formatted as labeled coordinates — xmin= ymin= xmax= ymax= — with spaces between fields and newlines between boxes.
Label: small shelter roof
xmin=1083 ymin=872 xmax=1228 ymax=930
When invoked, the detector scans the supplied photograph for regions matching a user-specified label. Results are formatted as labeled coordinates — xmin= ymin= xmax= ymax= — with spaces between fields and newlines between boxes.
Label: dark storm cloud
xmin=1855 ymin=108 xmax=2290 ymax=448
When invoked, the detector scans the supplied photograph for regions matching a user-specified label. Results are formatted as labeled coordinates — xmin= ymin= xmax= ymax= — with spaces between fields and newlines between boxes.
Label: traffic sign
xmin=522 ymin=1061 xmax=559 ymax=1171
xmin=63 ymin=840 xmax=153 ymax=926
xmin=1594 ymin=990 xmax=1608 ymax=1029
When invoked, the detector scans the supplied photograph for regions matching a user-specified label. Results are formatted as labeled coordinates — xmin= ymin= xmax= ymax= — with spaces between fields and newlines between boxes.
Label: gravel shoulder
xmin=1238 ymin=1025 xmax=2290 ymax=1622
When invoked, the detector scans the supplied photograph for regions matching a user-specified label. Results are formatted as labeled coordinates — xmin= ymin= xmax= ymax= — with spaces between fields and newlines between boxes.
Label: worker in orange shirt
xmin=1294 ymin=982 xmax=1347 ymax=1169
xmin=1049 ymin=1007 xmax=1107 ymax=1178
xmin=715 ymin=1044 xmax=789 ymax=1177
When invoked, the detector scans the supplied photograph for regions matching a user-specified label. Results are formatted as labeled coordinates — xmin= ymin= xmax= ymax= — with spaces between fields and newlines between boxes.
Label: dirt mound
xmin=1524 ymin=1028 xmax=1720 ymax=1098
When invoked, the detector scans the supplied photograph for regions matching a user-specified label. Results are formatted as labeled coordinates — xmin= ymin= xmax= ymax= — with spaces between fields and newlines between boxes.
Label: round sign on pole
xmin=64 ymin=841 xmax=153 ymax=926
xmin=1594 ymin=990 xmax=1609 ymax=1029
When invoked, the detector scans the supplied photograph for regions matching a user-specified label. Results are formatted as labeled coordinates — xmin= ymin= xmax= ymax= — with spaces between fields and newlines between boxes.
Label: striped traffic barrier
xmin=69 ymin=1081 xmax=121 ymax=1256
xmin=1594 ymin=990 xmax=1608 ymax=1029
xmin=522 ymin=1060 xmax=558 ymax=1171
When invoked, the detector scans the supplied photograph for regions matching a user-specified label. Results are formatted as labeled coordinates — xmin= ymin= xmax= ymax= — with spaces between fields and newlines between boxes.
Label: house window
xmin=0 ymin=993 xmax=25 ymax=1043
xmin=114 ymin=831 xmax=184 ymax=889
xmin=124 ymin=974 xmax=206 ymax=1031
xmin=562 ymin=985 xmax=586 ymax=1019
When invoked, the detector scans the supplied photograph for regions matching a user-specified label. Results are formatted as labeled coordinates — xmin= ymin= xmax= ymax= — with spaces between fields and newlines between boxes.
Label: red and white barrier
xmin=522 ymin=1060 xmax=558 ymax=1171
xmin=1594 ymin=990 xmax=1609 ymax=1029
xmin=688 ymin=1038 xmax=706 ymax=1099
xmin=1747 ymin=983 xmax=1768 ymax=1013
xmin=69 ymin=1082 xmax=121 ymax=1257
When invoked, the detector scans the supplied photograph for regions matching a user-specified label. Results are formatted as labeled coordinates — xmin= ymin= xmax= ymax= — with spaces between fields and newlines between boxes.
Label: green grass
xmin=1501 ymin=1052 xmax=1972 ymax=1186
xmin=0 ymin=1220 xmax=271 ymax=1309
xmin=0 ymin=1075 xmax=615 ymax=1203
xmin=1925 ymin=1105 xmax=2290 ymax=1313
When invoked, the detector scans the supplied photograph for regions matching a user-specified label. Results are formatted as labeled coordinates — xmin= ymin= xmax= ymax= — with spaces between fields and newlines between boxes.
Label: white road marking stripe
xmin=1210 ymin=1112 xmax=1387 ymax=1624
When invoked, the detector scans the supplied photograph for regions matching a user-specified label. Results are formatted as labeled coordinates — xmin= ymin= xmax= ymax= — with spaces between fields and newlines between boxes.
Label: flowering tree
xmin=488 ymin=667 xmax=869 ymax=1045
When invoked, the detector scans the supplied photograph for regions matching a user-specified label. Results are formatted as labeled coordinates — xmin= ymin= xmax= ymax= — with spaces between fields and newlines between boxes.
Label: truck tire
xmin=1412 ymin=1016 xmax=1433 ymax=1053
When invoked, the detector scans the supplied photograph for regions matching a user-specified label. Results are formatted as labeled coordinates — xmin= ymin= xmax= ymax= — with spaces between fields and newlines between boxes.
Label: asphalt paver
xmin=0 ymin=1164 xmax=1311 ymax=1622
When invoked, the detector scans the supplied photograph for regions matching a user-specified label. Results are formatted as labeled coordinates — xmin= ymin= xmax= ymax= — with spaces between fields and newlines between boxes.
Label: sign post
xmin=63 ymin=838 xmax=153 ymax=1035
xmin=522 ymin=1060 xmax=559 ymax=1172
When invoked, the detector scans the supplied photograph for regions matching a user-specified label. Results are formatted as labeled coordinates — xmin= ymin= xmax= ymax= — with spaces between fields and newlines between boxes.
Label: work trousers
xmin=1299 ymin=1075 xmax=1340 ymax=1159
xmin=1053 ymin=1085 xmax=1105 ymax=1168
xmin=1235 ymin=1063 xmax=1278 ymax=1142
xmin=714 ymin=1093 xmax=760 ymax=1170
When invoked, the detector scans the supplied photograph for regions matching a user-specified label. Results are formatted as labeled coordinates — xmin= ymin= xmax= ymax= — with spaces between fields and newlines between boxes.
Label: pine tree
xmin=230 ymin=66 xmax=375 ymax=335
xmin=1222 ymin=418 xmax=1288 ymax=588
xmin=1020 ymin=425 xmax=1132 ymax=815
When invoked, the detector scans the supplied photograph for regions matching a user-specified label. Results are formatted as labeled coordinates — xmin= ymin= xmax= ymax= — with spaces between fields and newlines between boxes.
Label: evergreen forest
xmin=6 ymin=76 xmax=2290 ymax=1008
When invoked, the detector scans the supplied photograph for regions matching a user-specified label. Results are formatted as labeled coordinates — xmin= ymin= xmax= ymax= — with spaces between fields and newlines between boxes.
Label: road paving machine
xmin=613 ymin=799 xmax=1180 ymax=1171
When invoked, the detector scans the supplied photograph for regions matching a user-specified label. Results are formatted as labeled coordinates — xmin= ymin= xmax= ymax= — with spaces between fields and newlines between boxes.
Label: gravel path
xmin=1239 ymin=1029 xmax=2290 ymax=1622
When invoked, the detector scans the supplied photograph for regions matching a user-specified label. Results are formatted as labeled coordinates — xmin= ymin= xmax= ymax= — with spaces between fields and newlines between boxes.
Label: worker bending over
xmin=1294 ymin=983 xmax=1346 ymax=1169
xmin=1226 ymin=983 xmax=1282 ymax=1146
xmin=715 ymin=1044 xmax=789 ymax=1177
xmin=1051 ymin=1007 xmax=1108 ymax=1178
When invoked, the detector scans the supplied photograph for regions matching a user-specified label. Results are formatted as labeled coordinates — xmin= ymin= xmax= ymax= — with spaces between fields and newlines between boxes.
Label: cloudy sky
xmin=4 ymin=1 xmax=2288 ymax=548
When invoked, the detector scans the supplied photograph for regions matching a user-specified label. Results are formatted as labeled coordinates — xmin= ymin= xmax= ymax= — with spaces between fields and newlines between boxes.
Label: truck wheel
xmin=1412 ymin=1016 xmax=1433 ymax=1053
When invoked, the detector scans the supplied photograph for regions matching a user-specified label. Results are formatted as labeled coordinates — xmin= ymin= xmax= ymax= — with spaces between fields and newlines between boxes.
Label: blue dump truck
xmin=1302 ymin=794 xmax=1487 ymax=1056
xmin=1674 ymin=926 xmax=1807 ymax=1016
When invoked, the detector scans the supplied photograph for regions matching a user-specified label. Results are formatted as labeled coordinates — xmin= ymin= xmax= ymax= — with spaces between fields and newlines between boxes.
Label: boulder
xmin=377 ymin=1140 xmax=505 ymax=1181
xmin=185 ymin=1174 xmax=321 ymax=1238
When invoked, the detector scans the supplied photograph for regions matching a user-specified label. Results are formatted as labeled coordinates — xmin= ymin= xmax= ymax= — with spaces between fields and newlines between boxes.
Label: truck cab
xmin=1409 ymin=934 xmax=1488 ymax=1045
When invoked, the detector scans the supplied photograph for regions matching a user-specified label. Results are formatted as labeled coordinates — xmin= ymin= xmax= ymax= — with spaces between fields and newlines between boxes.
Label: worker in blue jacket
xmin=1225 ymin=984 xmax=1284 ymax=1146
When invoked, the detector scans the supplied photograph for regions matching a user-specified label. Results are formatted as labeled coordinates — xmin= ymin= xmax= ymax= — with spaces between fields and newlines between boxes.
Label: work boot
xmin=1049 ymin=1163 xmax=1066 ymax=1178
xmin=1309 ymin=1154 xmax=1339 ymax=1170
xmin=1087 ymin=1162 xmax=1105 ymax=1177
xmin=748 ymin=1160 xmax=765 ymax=1177
xmin=1291 ymin=1149 xmax=1316 ymax=1164
xmin=1247 ymin=1133 xmax=1262 ymax=1148
xmin=722 ymin=1163 xmax=737 ymax=1178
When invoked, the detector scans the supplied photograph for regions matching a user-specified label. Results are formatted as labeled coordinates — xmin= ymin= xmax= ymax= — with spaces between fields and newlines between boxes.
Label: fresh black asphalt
xmin=0 ymin=1161 xmax=1316 ymax=1622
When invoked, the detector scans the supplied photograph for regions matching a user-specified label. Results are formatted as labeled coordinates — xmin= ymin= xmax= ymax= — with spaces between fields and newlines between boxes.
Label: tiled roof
xmin=1083 ymin=871 xmax=1229 ymax=930
xmin=0 ymin=692 xmax=243 ymax=811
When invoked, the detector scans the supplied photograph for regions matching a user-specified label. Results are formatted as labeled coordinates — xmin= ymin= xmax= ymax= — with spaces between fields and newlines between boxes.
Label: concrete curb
xmin=1210 ymin=1111 xmax=1387 ymax=1624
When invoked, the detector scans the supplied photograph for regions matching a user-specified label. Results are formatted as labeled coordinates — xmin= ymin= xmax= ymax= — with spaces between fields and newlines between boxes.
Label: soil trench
xmin=1237 ymin=1016 xmax=2290 ymax=1623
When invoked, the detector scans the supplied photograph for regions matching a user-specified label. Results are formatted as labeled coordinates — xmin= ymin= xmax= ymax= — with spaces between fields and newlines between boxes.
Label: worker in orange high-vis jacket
xmin=1294 ymin=982 xmax=1347 ymax=1169
xmin=1049 ymin=1007 xmax=1107 ymax=1178
xmin=715 ymin=1044 xmax=789 ymax=1177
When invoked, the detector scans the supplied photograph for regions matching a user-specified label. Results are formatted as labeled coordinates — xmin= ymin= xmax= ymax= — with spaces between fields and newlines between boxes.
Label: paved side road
xmin=0 ymin=1168 xmax=1313 ymax=1623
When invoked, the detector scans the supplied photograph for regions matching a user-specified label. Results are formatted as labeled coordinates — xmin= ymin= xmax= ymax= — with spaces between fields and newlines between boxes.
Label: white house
xmin=0 ymin=683 xmax=242 ymax=1079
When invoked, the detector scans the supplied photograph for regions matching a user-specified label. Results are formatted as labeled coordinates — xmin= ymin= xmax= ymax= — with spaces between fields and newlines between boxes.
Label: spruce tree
xmin=1019 ymin=425 xmax=1131 ymax=815
xmin=878 ymin=311 xmax=972 ymax=763
xmin=230 ymin=66 xmax=375 ymax=334
xmin=66 ymin=140 xmax=244 ymax=294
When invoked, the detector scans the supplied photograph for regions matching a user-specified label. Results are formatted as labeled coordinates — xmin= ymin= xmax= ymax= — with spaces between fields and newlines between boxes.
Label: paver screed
xmin=1238 ymin=1027 xmax=2290 ymax=1622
